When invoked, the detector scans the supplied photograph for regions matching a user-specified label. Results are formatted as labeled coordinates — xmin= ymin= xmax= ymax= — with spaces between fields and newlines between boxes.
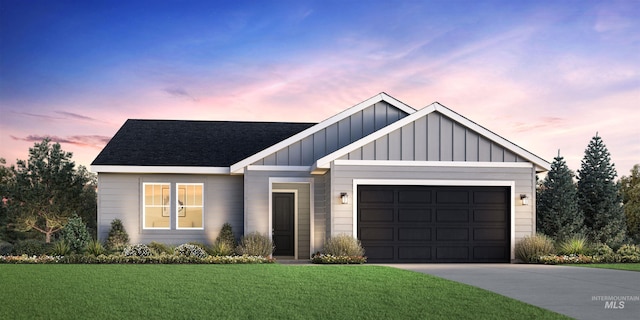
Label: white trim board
xmin=334 ymin=160 xmax=533 ymax=168
xmin=247 ymin=165 xmax=311 ymax=172
xmin=272 ymin=189 xmax=299 ymax=260
xmin=230 ymin=93 xmax=416 ymax=174
xmin=351 ymin=179 xmax=517 ymax=261
xmin=316 ymin=102 xmax=551 ymax=172
xmin=91 ymin=165 xmax=230 ymax=174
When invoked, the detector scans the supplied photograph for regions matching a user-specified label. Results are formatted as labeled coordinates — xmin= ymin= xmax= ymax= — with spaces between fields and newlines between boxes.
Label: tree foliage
xmin=537 ymin=154 xmax=584 ymax=240
xmin=577 ymin=134 xmax=626 ymax=247
xmin=620 ymin=164 xmax=640 ymax=243
xmin=1 ymin=139 xmax=96 ymax=243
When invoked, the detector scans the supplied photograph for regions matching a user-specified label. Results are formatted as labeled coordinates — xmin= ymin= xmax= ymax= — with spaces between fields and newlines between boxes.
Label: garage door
xmin=358 ymin=185 xmax=510 ymax=263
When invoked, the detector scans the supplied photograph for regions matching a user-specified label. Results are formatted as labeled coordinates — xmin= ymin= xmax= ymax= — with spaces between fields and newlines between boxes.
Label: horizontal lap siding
xmin=330 ymin=164 xmax=535 ymax=246
xmin=97 ymin=173 xmax=243 ymax=245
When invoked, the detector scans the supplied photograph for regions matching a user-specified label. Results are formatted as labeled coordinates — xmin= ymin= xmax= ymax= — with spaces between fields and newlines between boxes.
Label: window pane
xmin=144 ymin=183 xmax=170 ymax=229
xmin=177 ymin=184 xmax=203 ymax=229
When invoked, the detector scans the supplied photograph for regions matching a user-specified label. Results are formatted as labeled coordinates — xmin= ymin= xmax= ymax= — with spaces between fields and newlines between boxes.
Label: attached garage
xmin=358 ymin=185 xmax=510 ymax=263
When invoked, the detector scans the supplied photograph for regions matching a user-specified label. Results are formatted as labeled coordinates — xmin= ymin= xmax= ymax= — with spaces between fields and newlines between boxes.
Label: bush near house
xmin=514 ymin=234 xmax=555 ymax=263
xmin=105 ymin=219 xmax=129 ymax=252
xmin=311 ymin=234 xmax=367 ymax=264
xmin=235 ymin=232 xmax=274 ymax=257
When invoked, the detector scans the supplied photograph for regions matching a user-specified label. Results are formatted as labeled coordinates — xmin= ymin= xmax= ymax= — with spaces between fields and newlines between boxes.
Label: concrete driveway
xmin=383 ymin=264 xmax=639 ymax=320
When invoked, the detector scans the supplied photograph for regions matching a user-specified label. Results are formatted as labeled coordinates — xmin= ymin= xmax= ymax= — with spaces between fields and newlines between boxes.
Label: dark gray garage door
xmin=358 ymin=185 xmax=510 ymax=263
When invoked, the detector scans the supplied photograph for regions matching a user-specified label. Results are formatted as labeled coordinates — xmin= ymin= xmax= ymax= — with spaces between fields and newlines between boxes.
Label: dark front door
xmin=272 ymin=193 xmax=295 ymax=256
xmin=358 ymin=185 xmax=510 ymax=263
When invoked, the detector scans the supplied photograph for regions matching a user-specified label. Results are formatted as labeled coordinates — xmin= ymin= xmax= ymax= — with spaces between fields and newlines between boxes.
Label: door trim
xmin=269 ymin=177 xmax=315 ymax=259
xmin=352 ymin=179 xmax=515 ymax=260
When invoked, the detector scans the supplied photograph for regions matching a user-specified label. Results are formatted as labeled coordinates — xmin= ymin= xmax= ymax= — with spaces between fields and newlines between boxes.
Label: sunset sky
xmin=1 ymin=0 xmax=638 ymax=176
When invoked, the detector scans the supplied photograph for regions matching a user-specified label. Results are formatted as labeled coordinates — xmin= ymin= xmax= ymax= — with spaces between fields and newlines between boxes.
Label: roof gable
xmin=229 ymin=92 xmax=416 ymax=173
xmin=91 ymin=120 xmax=315 ymax=168
xmin=315 ymin=102 xmax=551 ymax=172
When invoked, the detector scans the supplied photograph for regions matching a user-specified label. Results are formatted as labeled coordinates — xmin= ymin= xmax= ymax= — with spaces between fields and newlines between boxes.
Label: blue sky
xmin=1 ymin=0 xmax=638 ymax=175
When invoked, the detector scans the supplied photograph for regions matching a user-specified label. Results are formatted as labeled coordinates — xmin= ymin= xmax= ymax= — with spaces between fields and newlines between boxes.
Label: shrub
xmin=148 ymin=241 xmax=172 ymax=255
xmin=85 ymin=239 xmax=107 ymax=256
xmin=123 ymin=244 xmax=152 ymax=257
xmin=617 ymin=244 xmax=640 ymax=263
xmin=588 ymin=242 xmax=614 ymax=256
xmin=557 ymin=235 xmax=589 ymax=255
xmin=61 ymin=214 xmax=91 ymax=253
xmin=106 ymin=219 xmax=129 ymax=252
xmin=236 ymin=232 xmax=274 ymax=257
xmin=215 ymin=223 xmax=237 ymax=247
xmin=515 ymin=234 xmax=555 ymax=263
xmin=174 ymin=244 xmax=208 ymax=259
xmin=0 ymin=241 xmax=13 ymax=256
xmin=13 ymin=239 xmax=49 ymax=256
xmin=51 ymin=241 xmax=71 ymax=256
xmin=210 ymin=241 xmax=235 ymax=256
xmin=311 ymin=253 xmax=367 ymax=264
xmin=322 ymin=234 xmax=365 ymax=257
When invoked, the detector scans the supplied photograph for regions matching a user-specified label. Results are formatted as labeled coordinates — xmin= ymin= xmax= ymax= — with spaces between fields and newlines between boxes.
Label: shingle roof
xmin=91 ymin=120 xmax=316 ymax=167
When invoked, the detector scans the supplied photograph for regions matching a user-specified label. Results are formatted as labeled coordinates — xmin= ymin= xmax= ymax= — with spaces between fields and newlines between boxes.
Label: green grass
xmin=566 ymin=263 xmax=640 ymax=272
xmin=0 ymin=264 xmax=568 ymax=320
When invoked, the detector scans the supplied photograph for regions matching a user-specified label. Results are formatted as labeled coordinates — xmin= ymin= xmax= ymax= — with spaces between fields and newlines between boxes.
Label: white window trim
xmin=175 ymin=183 xmax=205 ymax=230
xmin=351 ymin=179 xmax=516 ymax=260
xmin=142 ymin=182 xmax=171 ymax=230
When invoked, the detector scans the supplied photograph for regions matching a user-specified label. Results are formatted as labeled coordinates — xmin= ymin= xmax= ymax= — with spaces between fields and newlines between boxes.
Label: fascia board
xmin=90 ymin=165 xmax=231 ymax=174
xmin=229 ymin=92 xmax=417 ymax=173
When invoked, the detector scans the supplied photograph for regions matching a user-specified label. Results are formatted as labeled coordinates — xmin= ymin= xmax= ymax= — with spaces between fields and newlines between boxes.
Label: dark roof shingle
xmin=91 ymin=120 xmax=316 ymax=167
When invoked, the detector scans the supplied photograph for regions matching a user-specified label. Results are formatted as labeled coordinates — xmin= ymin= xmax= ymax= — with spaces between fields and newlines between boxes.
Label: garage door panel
xmin=436 ymin=190 xmax=469 ymax=204
xmin=474 ymin=191 xmax=507 ymax=204
xmin=474 ymin=228 xmax=506 ymax=241
xmin=360 ymin=190 xmax=394 ymax=203
xmin=365 ymin=246 xmax=395 ymax=260
xmin=436 ymin=209 xmax=469 ymax=222
xmin=398 ymin=246 xmax=431 ymax=260
xmin=398 ymin=209 xmax=431 ymax=222
xmin=436 ymin=228 xmax=469 ymax=241
xmin=474 ymin=209 xmax=506 ymax=222
xmin=358 ymin=185 xmax=509 ymax=263
xmin=398 ymin=190 xmax=432 ymax=203
xmin=436 ymin=247 xmax=469 ymax=260
xmin=474 ymin=246 xmax=508 ymax=260
xmin=359 ymin=209 xmax=394 ymax=222
xmin=398 ymin=228 xmax=431 ymax=241
xmin=360 ymin=227 xmax=394 ymax=241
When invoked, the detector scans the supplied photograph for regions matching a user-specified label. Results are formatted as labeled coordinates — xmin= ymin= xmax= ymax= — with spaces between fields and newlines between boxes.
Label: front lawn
xmin=565 ymin=263 xmax=640 ymax=272
xmin=0 ymin=264 xmax=568 ymax=319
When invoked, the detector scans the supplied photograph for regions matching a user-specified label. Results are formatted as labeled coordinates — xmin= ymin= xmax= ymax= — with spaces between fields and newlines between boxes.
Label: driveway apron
xmin=383 ymin=264 xmax=640 ymax=320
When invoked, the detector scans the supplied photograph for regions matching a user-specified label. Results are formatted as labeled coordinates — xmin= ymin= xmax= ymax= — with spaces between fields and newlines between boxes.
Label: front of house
xmin=91 ymin=93 xmax=550 ymax=263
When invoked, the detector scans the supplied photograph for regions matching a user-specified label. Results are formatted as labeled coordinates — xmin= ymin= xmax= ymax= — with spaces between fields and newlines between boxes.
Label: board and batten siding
xmin=329 ymin=164 xmax=536 ymax=245
xmin=253 ymin=101 xmax=409 ymax=166
xmin=97 ymin=173 xmax=244 ymax=245
xmin=342 ymin=112 xmax=527 ymax=162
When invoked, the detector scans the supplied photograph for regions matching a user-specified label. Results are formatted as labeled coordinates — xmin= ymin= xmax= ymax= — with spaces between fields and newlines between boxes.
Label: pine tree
xmin=537 ymin=153 xmax=584 ymax=240
xmin=577 ymin=134 xmax=626 ymax=246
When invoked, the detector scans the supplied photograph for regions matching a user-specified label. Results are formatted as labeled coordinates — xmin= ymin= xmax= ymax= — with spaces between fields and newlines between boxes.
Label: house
xmin=91 ymin=93 xmax=550 ymax=262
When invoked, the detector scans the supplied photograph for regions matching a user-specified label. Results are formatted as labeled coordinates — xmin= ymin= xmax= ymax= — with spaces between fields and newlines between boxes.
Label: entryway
xmin=272 ymin=192 xmax=294 ymax=256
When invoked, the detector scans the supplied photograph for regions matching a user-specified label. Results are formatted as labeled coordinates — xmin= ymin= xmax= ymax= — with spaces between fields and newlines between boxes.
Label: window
xmin=176 ymin=183 xmax=204 ymax=229
xmin=143 ymin=183 xmax=170 ymax=229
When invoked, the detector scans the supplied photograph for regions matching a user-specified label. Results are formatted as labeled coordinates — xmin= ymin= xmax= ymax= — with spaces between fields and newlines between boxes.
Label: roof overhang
xmin=90 ymin=165 xmax=231 ymax=174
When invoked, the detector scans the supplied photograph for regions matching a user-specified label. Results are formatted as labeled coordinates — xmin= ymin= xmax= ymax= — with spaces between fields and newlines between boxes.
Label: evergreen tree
xmin=620 ymin=164 xmax=640 ymax=243
xmin=61 ymin=214 xmax=90 ymax=253
xmin=537 ymin=153 xmax=584 ymax=240
xmin=577 ymin=134 xmax=626 ymax=246
xmin=105 ymin=219 xmax=129 ymax=251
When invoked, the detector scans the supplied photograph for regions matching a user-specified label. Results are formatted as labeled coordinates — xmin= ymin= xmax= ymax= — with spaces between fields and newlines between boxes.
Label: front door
xmin=272 ymin=193 xmax=295 ymax=256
